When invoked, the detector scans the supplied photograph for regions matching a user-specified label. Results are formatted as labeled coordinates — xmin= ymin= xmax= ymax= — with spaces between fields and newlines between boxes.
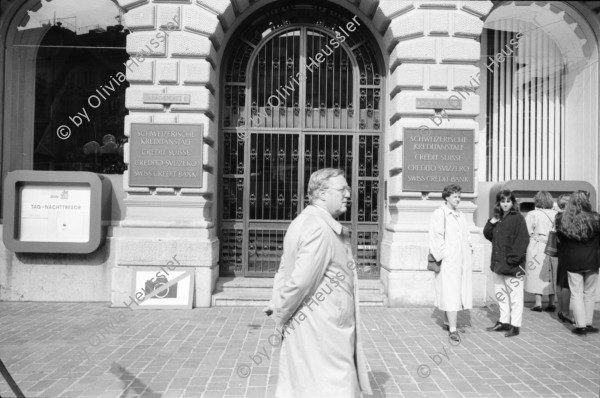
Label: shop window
xmin=24 ymin=0 xmax=129 ymax=174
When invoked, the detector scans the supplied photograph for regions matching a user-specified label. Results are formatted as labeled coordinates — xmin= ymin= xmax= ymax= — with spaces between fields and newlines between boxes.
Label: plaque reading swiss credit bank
xmin=403 ymin=128 xmax=475 ymax=192
xmin=129 ymin=123 xmax=203 ymax=188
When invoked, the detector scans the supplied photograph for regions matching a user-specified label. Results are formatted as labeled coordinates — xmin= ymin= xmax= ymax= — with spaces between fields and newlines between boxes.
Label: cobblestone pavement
xmin=0 ymin=302 xmax=599 ymax=398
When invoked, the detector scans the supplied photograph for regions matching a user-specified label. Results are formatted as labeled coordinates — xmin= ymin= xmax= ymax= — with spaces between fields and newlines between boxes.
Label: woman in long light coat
xmin=429 ymin=184 xmax=473 ymax=342
xmin=524 ymin=191 xmax=558 ymax=311
xmin=268 ymin=168 xmax=371 ymax=398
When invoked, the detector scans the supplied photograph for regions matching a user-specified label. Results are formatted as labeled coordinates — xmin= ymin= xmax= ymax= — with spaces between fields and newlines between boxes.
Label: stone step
xmin=216 ymin=277 xmax=384 ymax=292
xmin=212 ymin=277 xmax=387 ymax=307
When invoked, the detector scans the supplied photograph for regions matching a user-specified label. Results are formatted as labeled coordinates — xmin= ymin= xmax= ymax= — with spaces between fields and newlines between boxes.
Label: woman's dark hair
xmin=494 ymin=189 xmax=519 ymax=219
xmin=442 ymin=184 xmax=462 ymax=201
xmin=557 ymin=194 xmax=570 ymax=211
xmin=556 ymin=190 xmax=599 ymax=241
xmin=533 ymin=191 xmax=554 ymax=209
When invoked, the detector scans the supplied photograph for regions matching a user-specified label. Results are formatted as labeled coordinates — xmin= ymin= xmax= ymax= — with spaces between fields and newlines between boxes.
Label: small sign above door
xmin=416 ymin=98 xmax=462 ymax=110
xmin=143 ymin=93 xmax=191 ymax=104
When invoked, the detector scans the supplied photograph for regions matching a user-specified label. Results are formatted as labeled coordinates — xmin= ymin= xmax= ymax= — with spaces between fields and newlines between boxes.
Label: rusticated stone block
xmin=156 ymin=60 xmax=179 ymax=84
xmin=168 ymin=86 xmax=215 ymax=116
xmin=181 ymin=60 xmax=216 ymax=91
xmin=125 ymin=58 xmax=154 ymax=84
xmin=384 ymin=10 xmax=425 ymax=51
xmin=440 ymin=38 xmax=480 ymax=63
xmin=123 ymin=4 xmax=155 ymax=30
xmin=157 ymin=4 xmax=181 ymax=31
xmin=453 ymin=66 xmax=481 ymax=91
xmin=429 ymin=10 xmax=450 ymax=35
xmin=127 ymin=31 xmax=167 ymax=56
xmin=372 ymin=0 xmax=415 ymax=33
xmin=428 ymin=65 xmax=448 ymax=89
xmin=195 ymin=0 xmax=235 ymax=30
xmin=170 ymin=32 xmax=217 ymax=64
xmin=461 ymin=1 xmax=494 ymax=18
xmin=183 ymin=6 xmax=224 ymax=48
xmin=117 ymin=0 xmax=150 ymax=11
xmin=390 ymin=65 xmax=424 ymax=95
xmin=390 ymin=37 xmax=436 ymax=69
xmin=151 ymin=114 xmax=178 ymax=124
xmin=454 ymin=12 xmax=484 ymax=38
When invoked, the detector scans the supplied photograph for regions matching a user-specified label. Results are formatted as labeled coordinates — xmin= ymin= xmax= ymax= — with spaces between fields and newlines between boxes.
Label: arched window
xmin=483 ymin=2 xmax=598 ymax=181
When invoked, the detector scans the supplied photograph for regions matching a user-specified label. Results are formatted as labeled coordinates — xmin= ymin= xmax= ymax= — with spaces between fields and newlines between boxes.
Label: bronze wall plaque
xmin=143 ymin=93 xmax=191 ymax=104
xmin=416 ymin=97 xmax=462 ymax=110
xmin=129 ymin=123 xmax=203 ymax=188
xmin=403 ymin=128 xmax=474 ymax=192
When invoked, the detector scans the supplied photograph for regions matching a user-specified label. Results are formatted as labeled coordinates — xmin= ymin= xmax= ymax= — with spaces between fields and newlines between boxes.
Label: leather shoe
xmin=486 ymin=321 xmax=511 ymax=332
xmin=449 ymin=331 xmax=460 ymax=342
xmin=504 ymin=326 xmax=520 ymax=337
xmin=586 ymin=325 xmax=599 ymax=333
xmin=543 ymin=304 xmax=556 ymax=312
xmin=530 ymin=306 xmax=542 ymax=312
xmin=558 ymin=312 xmax=574 ymax=324
xmin=572 ymin=327 xmax=587 ymax=336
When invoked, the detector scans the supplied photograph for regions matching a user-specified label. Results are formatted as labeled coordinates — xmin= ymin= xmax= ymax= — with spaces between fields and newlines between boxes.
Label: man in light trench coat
xmin=266 ymin=168 xmax=372 ymax=398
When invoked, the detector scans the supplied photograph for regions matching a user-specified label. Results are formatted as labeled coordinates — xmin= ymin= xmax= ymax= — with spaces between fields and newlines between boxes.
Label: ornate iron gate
xmin=221 ymin=15 xmax=383 ymax=278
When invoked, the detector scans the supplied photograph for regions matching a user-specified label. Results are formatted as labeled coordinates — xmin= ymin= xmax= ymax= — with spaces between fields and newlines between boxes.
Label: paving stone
xmin=0 ymin=304 xmax=599 ymax=397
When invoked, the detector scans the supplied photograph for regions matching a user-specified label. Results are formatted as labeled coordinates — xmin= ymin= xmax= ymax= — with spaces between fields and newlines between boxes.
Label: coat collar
xmin=303 ymin=205 xmax=344 ymax=235
xmin=441 ymin=204 xmax=460 ymax=217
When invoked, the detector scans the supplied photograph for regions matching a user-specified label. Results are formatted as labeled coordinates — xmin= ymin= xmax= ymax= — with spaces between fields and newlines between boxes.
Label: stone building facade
xmin=1 ymin=0 xmax=599 ymax=306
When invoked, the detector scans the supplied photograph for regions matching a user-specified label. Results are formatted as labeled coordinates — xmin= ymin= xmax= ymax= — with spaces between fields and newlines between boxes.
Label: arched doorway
xmin=219 ymin=3 xmax=383 ymax=278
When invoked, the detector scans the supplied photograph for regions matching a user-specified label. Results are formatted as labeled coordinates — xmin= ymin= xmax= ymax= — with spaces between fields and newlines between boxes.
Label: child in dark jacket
xmin=483 ymin=189 xmax=530 ymax=337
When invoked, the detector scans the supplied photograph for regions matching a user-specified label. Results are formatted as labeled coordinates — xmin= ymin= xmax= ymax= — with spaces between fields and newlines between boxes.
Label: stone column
xmin=111 ymin=0 xmax=221 ymax=308
xmin=380 ymin=0 xmax=493 ymax=306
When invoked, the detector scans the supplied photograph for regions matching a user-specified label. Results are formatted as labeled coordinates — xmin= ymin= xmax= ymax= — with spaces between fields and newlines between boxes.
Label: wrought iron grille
xmin=220 ymin=5 xmax=383 ymax=278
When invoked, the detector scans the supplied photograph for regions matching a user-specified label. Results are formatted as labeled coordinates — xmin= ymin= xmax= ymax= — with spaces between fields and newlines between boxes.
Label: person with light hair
xmin=266 ymin=168 xmax=372 ymax=397
xmin=524 ymin=191 xmax=558 ymax=312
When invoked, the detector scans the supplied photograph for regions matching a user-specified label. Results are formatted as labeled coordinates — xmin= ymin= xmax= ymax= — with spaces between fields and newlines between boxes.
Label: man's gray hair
xmin=307 ymin=168 xmax=345 ymax=204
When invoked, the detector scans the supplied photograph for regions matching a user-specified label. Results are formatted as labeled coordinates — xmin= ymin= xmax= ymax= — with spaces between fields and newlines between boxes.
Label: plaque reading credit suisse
xmin=129 ymin=123 xmax=203 ymax=188
xmin=403 ymin=128 xmax=475 ymax=192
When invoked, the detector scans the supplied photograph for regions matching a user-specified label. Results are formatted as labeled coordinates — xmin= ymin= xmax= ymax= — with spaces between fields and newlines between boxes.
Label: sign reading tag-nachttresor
xmin=402 ymin=128 xmax=475 ymax=193
xmin=129 ymin=123 xmax=203 ymax=188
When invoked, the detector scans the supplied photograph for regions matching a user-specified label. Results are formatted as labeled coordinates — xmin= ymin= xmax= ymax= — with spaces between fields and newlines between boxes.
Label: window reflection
xmin=23 ymin=0 xmax=128 ymax=173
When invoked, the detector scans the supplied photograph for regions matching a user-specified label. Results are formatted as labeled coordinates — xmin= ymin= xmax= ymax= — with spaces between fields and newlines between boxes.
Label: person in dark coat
xmin=554 ymin=194 xmax=573 ymax=324
xmin=555 ymin=190 xmax=600 ymax=335
xmin=483 ymin=189 xmax=530 ymax=337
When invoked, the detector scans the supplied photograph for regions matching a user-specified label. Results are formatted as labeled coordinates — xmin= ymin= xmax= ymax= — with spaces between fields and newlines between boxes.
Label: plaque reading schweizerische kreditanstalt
xmin=403 ymin=128 xmax=475 ymax=193
xmin=129 ymin=123 xmax=203 ymax=188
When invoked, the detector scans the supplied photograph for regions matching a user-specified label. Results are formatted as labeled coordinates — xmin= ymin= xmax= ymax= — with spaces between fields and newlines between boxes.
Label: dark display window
xmin=30 ymin=1 xmax=129 ymax=174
